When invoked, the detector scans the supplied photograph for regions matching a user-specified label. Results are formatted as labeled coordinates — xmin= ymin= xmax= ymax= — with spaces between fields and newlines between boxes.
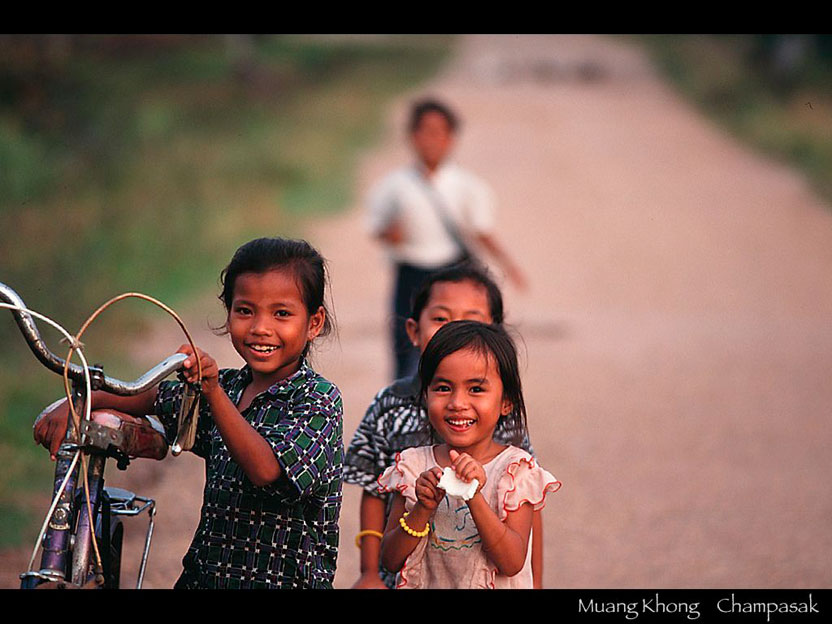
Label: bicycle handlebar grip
xmin=0 ymin=281 xmax=83 ymax=379
xmin=2 ymin=280 xmax=189 ymax=395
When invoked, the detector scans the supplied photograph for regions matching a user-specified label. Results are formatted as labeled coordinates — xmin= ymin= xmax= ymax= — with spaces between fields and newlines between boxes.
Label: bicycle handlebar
xmin=0 ymin=281 xmax=187 ymax=395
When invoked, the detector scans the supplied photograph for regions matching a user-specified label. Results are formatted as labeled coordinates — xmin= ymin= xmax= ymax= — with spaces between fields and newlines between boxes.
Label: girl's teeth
xmin=251 ymin=345 xmax=277 ymax=353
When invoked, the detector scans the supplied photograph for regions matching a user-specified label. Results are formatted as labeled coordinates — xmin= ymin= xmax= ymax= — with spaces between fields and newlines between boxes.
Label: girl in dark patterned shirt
xmin=35 ymin=237 xmax=344 ymax=588
xmin=344 ymin=262 xmax=543 ymax=588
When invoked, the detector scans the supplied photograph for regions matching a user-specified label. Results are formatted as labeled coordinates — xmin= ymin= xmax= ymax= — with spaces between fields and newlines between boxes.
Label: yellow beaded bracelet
xmin=354 ymin=529 xmax=384 ymax=548
xmin=399 ymin=512 xmax=430 ymax=538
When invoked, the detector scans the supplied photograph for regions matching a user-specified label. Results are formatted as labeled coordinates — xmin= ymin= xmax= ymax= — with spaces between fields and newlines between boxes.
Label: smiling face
xmin=227 ymin=268 xmax=325 ymax=390
xmin=426 ymin=346 xmax=512 ymax=459
xmin=406 ymin=279 xmax=493 ymax=355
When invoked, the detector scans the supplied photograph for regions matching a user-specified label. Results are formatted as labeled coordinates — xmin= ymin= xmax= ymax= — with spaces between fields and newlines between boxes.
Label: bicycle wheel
xmin=98 ymin=488 xmax=123 ymax=589
xmin=105 ymin=521 xmax=123 ymax=589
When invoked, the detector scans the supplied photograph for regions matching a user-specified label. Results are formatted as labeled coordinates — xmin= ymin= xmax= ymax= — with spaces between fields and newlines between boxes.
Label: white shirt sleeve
xmin=460 ymin=170 xmax=497 ymax=235
xmin=365 ymin=173 xmax=400 ymax=236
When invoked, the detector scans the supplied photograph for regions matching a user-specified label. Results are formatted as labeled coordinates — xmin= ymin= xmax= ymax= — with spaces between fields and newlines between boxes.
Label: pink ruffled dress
xmin=377 ymin=445 xmax=561 ymax=589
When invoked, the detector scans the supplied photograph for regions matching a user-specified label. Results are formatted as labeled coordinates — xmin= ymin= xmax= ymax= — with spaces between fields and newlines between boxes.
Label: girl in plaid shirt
xmin=36 ymin=237 xmax=343 ymax=588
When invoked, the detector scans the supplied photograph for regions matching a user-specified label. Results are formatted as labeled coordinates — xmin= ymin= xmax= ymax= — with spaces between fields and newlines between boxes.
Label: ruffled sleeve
xmin=376 ymin=447 xmax=426 ymax=509
xmin=496 ymin=449 xmax=562 ymax=522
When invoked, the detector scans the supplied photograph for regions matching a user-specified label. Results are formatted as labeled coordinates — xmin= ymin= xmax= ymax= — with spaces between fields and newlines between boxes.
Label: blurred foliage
xmin=635 ymin=34 xmax=832 ymax=206
xmin=0 ymin=34 xmax=453 ymax=547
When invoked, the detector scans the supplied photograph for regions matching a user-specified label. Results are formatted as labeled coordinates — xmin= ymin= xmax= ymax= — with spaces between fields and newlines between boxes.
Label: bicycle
xmin=1 ymin=280 xmax=202 ymax=589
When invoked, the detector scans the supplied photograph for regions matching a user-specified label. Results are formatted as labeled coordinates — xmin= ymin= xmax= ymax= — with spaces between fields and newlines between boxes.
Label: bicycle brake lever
xmin=171 ymin=379 xmax=201 ymax=456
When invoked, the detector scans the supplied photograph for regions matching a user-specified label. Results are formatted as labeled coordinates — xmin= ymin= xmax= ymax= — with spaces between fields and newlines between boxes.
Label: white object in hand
xmin=438 ymin=467 xmax=479 ymax=501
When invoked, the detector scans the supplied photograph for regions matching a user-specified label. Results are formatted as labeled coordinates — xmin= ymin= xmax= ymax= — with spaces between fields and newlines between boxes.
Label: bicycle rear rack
xmin=105 ymin=486 xmax=157 ymax=590
xmin=19 ymin=488 xmax=157 ymax=590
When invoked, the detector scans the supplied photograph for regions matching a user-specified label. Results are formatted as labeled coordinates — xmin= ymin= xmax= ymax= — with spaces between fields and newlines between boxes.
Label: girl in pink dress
xmin=378 ymin=320 xmax=560 ymax=588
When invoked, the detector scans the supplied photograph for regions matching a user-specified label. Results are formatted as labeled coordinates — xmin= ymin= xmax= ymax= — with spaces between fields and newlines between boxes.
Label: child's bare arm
xmin=376 ymin=219 xmax=405 ymax=245
xmin=34 ymin=389 xmax=157 ymax=459
xmin=474 ymin=233 xmax=528 ymax=291
xmin=381 ymin=495 xmax=428 ymax=573
xmin=531 ymin=511 xmax=544 ymax=588
xmin=450 ymin=449 xmax=533 ymax=577
xmin=467 ymin=495 xmax=534 ymax=577
xmin=380 ymin=468 xmax=444 ymax=573
xmin=353 ymin=492 xmax=389 ymax=589
xmin=207 ymin=389 xmax=283 ymax=486
xmin=182 ymin=345 xmax=282 ymax=488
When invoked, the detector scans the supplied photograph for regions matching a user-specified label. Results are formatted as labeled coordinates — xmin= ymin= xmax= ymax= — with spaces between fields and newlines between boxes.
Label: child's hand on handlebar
xmin=176 ymin=344 xmax=219 ymax=396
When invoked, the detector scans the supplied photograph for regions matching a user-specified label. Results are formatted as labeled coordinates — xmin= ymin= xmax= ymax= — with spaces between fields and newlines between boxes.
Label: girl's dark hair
xmin=408 ymin=98 xmax=460 ymax=134
xmin=218 ymin=237 xmax=334 ymax=345
xmin=418 ymin=320 xmax=527 ymax=446
xmin=409 ymin=260 xmax=504 ymax=325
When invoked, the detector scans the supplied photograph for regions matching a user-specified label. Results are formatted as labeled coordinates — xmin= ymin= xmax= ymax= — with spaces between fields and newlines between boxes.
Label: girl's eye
xmin=470 ymin=385 xmax=484 ymax=394
xmin=431 ymin=316 xmax=449 ymax=324
xmin=431 ymin=383 xmax=451 ymax=393
xmin=274 ymin=309 xmax=290 ymax=318
xmin=234 ymin=306 xmax=252 ymax=316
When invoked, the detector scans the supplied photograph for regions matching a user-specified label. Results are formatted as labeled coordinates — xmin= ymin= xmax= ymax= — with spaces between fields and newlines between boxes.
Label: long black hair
xmin=217 ymin=237 xmax=335 ymax=351
xmin=418 ymin=320 xmax=528 ymax=446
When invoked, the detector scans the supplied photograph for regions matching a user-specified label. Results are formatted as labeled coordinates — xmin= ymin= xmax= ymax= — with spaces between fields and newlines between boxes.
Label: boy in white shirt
xmin=367 ymin=98 xmax=527 ymax=379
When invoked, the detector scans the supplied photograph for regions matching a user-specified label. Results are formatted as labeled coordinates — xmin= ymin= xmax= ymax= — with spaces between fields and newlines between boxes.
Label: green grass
xmin=633 ymin=35 xmax=832 ymax=206
xmin=0 ymin=34 xmax=454 ymax=547
xmin=0 ymin=503 xmax=37 ymax=548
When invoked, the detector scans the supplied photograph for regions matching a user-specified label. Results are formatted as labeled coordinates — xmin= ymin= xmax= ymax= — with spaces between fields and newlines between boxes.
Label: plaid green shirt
xmin=155 ymin=360 xmax=343 ymax=589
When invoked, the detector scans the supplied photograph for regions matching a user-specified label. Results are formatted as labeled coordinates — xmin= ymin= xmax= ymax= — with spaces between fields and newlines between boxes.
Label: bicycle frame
xmin=2 ymin=281 xmax=192 ymax=589
xmin=40 ymin=387 xmax=88 ymax=586
xmin=19 ymin=369 xmax=167 ymax=589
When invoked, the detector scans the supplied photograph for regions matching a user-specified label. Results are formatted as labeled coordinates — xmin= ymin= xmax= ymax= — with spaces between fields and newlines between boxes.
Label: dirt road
xmin=4 ymin=34 xmax=831 ymax=589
